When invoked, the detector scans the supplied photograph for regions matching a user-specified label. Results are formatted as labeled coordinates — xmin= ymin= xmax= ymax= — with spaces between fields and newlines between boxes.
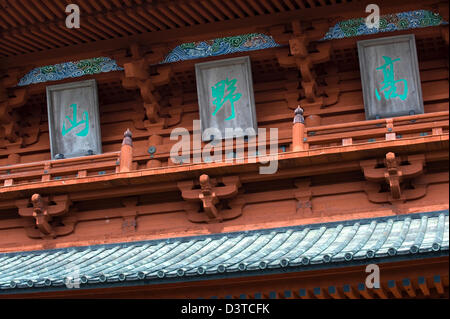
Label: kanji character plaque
xmin=357 ymin=34 xmax=424 ymax=120
xmin=195 ymin=56 xmax=257 ymax=140
xmin=46 ymin=79 xmax=102 ymax=160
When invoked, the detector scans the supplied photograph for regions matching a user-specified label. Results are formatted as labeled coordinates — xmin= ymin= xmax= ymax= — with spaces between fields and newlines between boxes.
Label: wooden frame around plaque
xmin=46 ymin=79 xmax=102 ymax=160
xmin=195 ymin=56 xmax=258 ymax=140
xmin=357 ymin=34 xmax=424 ymax=120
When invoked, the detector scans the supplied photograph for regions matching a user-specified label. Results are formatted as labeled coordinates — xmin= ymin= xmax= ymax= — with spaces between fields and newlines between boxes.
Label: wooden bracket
xmin=16 ymin=194 xmax=74 ymax=239
xmin=121 ymin=44 xmax=172 ymax=124
xmin=361 ymin=153 xmax=426 ymax=207
xmin=1 ymin=76 xmax=29 ymax=144
xmin=273 ymin=20 xmax=336 ymax=110
xmin=178 ymin=174 xmax=245 ymax=223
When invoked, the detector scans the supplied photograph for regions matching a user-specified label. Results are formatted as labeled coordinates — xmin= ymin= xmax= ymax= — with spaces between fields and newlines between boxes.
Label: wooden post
xmin=4 ymin=179 xmax=13 ymax=187
xmin=342 ymin=138 xmax=353 ymax=146
xmin=432 ymin=122 xmax=443 ymax=135
xmin=41 ymin=162 xmax=51 ymax=182
xmin=385 ymin=118 xmax=396 ymax=141
xmin=119 ymin=129 xmax=133 ymax=173
xmin=146 ymin=134 xmax=163 ymax=168
xmin=292 ymin=106 xmax=305 ymax=152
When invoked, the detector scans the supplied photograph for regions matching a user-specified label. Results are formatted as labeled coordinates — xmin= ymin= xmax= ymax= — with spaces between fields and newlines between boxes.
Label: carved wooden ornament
xmin=16 ymin=194 xmax=74 ymax=239
xmin=178 ymin=174 xmax=245 ymax=223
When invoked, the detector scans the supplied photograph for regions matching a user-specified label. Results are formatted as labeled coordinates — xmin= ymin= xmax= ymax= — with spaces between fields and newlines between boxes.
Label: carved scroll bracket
xmin=16 ymin=194 xmax=74 ymax=239
xmin=119 ymin=43 xmax=176 ymax=127
xmin=361 ymin=152 xmax=427 ymax=209
xmin=178 ymin=174 xmax=245 ymax=223
xmin=1 ymin=70 xmax=29 ymax=147
xmin=270 ymin=20 xmax=338 ymax=110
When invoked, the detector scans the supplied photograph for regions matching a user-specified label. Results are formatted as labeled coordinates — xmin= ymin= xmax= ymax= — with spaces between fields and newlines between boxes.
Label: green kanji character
xmin=211 ymin=78 xmax=242 ymax=121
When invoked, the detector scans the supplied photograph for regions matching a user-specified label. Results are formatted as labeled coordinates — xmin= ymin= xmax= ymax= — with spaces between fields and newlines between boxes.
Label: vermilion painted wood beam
xmin=88 ymin=0 xmax=103 ymax=11
xmin=343 ymin=285 xmax=360 ymax=299
xmin=270 ymin=0 xmax=285 ymax=12
xmin=0 ymin=42 xmax=20 ymax=56
xmin=5 ymin=2 xmax=29 ymax=26
xmin=40 ymin=26 xmax=74 ymax=46
xmin=78 ymin=0 xmax=94 ymax=14
xmin=190 ymin=1 xmax=215 ymax=22
xmin=211 ymin=0 xmax=235 ymax=19
xmin=86 ymin=17 xmax=118 ymax=38
xmin=112 ymin=13 xmax=142 ymax=34
xmin=111 ymin=0 xmax=123 ymax=8
xmin=159 ymin=6 xmax=187 ymax=27
xmin=0 ymin=9 xmax=18 ymax=27
xmin=235 ymin=0 xmax=255 ymax=16
xmin=127 ymin=9 xmax=159 ymax=31
xmin=29 ymin=28 xmax=61 ymax=48
xmin=305 ymin=0 xmax=316 ymax=8
xmin=150 ymin=8 xmax=178 ymax=29
xmin=357 ymin=283 xmax=375 ymax=299
xmin=179 ymin=3 xmax=205 ymax=24
xmin=387 ymin=280 xmax=403 ymax=298
xmin=434 ymin=275 xmax=445 ymax=294
xmin=41 ymin=0 xmax=64 ymax=18
xmin=74 ymin=22 xmax=103 ymax=40
xmin=372 ymin=286 xmax=389 ymax=299
xmin=282 ymin=0 xmax=295 ymax=11
xmin=0 ymin=37 xmax=29 ymax=54
xmin=224 ymin=4 xmax=243 ymax=18
xmin=52 ymin=23 xmax=91 ymax=43
xmin=201 ymin=1 xmax=226 ymax=21
xmin=116 ymin=12 xmax=148 ymax=33
xmin=247 ymin=0 xmax=265 ymax=15
xmin=327 ymin=286 xmax=343 ymax=299
xmin=8 ymin=33 xmax=44 ymax=51
xmin=96 ymin=16 xmax=128 ymax=37
xmin=169 ymin=5 xmax=196 ymax=25
xmin=33 ymin=1 xmax=55 ymax=20
xmin=21 ymin=0 xmax=46 ymax=23
xmin=99 ymin=0 xmax=112 ymax=10
xmin=418 ymin=277 xmax=430 ymax=296
xmin=0 ymin=17 xmax=8 ymax=29
xmin=402 ymin=279 xmax=417 ymax=298
xmin=136 ymin=9 xmax=167 ymax=30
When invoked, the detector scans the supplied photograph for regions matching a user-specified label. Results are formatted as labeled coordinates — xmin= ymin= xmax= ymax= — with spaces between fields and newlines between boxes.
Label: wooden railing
xmin=0 ymin=130 xmax=135 ymax=188
xmin=0 ymin=111 xmax=448 ymax=188
xmin=292 ymin=110 xmax=449 ymax=151
xmin=0 ymin=151 xmax=121 ymax=187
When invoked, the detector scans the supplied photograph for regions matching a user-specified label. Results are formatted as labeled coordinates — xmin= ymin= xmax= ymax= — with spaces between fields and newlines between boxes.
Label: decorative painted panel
xmin=163 ymin=33 xmax=281 ymax=64
xmin=322 ymin=10 xmax=448 ymax=40
xmin=357 ymin=34 xmax=424 ymax=120
xmin=46 ymin=79 xmax=102 ymax=159
xmin=195 ymin=56 xmax=257 ymax=140
xmin=18 ymin=57 xmax=123 ymax=86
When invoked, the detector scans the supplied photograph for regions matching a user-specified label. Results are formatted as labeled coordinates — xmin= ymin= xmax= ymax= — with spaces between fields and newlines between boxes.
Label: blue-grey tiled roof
xmin=0 ymin=210 xmax=448 ymax=293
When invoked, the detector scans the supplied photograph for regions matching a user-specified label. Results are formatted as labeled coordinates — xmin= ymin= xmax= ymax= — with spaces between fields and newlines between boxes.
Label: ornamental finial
xmin=122 ymin=129 xmax=133 ymax=146
xmin=293 ymin=106 xmax=304 ymax=124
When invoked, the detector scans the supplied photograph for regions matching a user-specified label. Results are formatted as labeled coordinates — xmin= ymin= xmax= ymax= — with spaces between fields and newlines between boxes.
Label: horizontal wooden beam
xmin=0 ymin=0 xmax=439 ymax=70
xmin=0 ymin=137 xmax=447 ymax=202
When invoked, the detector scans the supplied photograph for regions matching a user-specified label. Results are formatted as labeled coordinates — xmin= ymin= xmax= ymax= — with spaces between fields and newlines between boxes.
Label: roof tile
xmin=0 ymin=210 xmax=448 ymax=293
